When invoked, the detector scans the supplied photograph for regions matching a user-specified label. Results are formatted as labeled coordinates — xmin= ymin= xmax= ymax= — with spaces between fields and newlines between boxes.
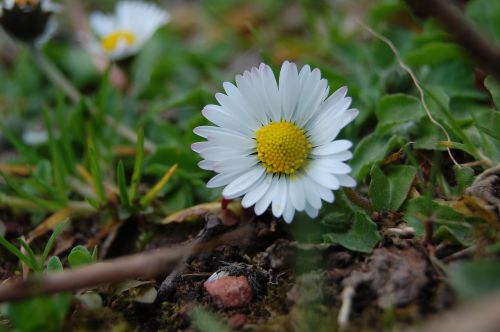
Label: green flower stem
xmin=29 ymin=46 xmax=157 ymax=153
xmin=0 ymin=193 xmax=95 ymax=215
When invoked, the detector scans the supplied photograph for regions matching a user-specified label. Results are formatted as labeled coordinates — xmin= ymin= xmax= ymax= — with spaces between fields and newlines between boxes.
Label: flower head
xmin=192 ymin=61 xmax=359 ymax=223
xmin=0 ymin=0 xmax=60 ymax=45
xmin=88 ymin=1 xmax=169 ymax=61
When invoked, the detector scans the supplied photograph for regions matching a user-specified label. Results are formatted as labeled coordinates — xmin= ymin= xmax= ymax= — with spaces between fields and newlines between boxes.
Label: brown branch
xmin=405 ymin=0 xmax=500 ymax=81
xmin=0 ymin=225 xmax=253 ymax=303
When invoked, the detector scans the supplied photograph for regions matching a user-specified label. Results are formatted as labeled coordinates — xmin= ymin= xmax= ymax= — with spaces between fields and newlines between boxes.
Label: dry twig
xmin=0 ymin=225 xmax=253 ymax=303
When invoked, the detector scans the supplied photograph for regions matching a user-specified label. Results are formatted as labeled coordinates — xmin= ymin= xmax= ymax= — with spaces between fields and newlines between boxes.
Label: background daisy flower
xmin=0 ymin=0 xmax=60 ymax=45
xmin=88 ymin=0 xmax=169 ymax=61
xmin=192 ymin=61 xmax=359 ymax=223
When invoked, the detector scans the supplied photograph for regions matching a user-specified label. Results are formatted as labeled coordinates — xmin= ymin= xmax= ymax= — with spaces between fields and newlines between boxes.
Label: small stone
xmin=228 ymin=313 xmax=247 ymax=330
xmin=203 ymin=276 xmax=253 ymax=308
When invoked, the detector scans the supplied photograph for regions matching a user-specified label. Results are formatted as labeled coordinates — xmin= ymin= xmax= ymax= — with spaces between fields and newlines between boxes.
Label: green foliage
xmin=375 ymin=94 xmax=424 ymax=134
xmin=369 ymin=164 xmax=417 ymax=211
xmin=67 ymin=245 xmax=97 ymax=268
xmin=46 ymin=256 xmax=63 ymax=272
xmin=447 ymin=261 xmax=500 ymax=299
xmin=4 ymin=295 xmax=72 ymax=332
xmin=403 ymin=197 xmax=472 ymax=245
xmin=0 ymin=221 xmax=67 ymax=273
xmin=190 ymin=307 xmax=230 ymax=332
xmin=322 ymin=193 xmax=382 ymax=253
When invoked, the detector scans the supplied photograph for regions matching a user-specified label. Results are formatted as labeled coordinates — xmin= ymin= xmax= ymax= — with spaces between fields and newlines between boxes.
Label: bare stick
xmin=0 ymin=225 xmax=252 ymax=303
xmin=338 ymin=286 xmax=355 ymax=328
xmin=405 ymin=0 xmax=500 ymax=81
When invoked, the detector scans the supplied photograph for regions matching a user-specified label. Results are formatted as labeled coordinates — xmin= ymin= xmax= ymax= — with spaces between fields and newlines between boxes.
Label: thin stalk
xmin=0 ymin=193 xmax=96 ymax=215
xmin=343 ymin=188 xmax=373 ymax=211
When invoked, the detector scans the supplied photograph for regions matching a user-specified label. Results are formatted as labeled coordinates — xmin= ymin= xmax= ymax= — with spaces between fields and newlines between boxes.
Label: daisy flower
xmin=192 ymin=61 xmax=359 ymax=223
xmin=88 ymin=1 xmax=169 ymax=61
xmin=0 ymin=0 xmax=60 ymax=45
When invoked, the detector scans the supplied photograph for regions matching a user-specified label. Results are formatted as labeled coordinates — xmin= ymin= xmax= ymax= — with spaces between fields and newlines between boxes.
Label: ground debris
xmin=342 ymin=245 xmax=430 ymax=309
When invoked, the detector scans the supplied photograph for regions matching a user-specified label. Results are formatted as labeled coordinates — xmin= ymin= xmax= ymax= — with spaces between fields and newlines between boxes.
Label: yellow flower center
xmin=256 ymin=121 xmax=311 ymax=174
xmin=101 ymin=30 xmax=136 ymax=53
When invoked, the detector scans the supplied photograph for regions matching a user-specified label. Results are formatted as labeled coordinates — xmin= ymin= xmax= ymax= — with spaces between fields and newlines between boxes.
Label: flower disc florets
xmin=256 ymin=121 xmax=311 ymax=174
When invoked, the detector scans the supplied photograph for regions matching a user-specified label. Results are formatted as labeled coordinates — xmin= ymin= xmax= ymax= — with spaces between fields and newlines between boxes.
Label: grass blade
xmin=41 ymin=219 xmax=68 ymax=265
xmin=140 ymin=164 xmax=178 ymax=207
xmin=117 ymin=161 xmax=131 ymax=208
xmin=55 ymin=92 xmax=77 ymax=172
xmin=87 ymin=145 xmax=106 ymax=204
xmin=1 ymin=173 xmax=62 ymax=211
xmin=17 ymin=238 xmax=41 ymax=272
xmin=0 ymin=236 xmax=34 ymax=269
xmin=1 ymin=126 xmax=39 ymax=163
xmin=42 ymin=109 xmax=68 ymax=204
xmin=129 ymin=127 xmax=144 ymax=203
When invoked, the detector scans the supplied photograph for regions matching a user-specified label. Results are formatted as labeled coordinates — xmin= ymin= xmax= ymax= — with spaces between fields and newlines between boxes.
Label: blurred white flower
xmin=0 ymin=0 xmax=60 ymax=46
xmin=88 ymin=1 xmax=169 ymax=61
xmin=192 ymin=61 xmax=359 ymax=223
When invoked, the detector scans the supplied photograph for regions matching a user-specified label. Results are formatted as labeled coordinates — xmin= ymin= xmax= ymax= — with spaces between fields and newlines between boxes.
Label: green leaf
xmin=404 ymin=42 xmax=467 ymax=66
xmin=17 ymin=238 xmax=41 ymax=272
xmin=129 ymin=127 xmax=145 ymax=203
xmin=473 ymin=107 xmax=500 ymax=141
xmin=46 ymin=256 xmax=63 ymax=273
xmin=68 ymin=245 xmax=94 ymax=268
xmin=323 ymin=211 xmax=381 ymax=253
xmin=375 ymin=94 xmax=424 ymax=134
xmin=190 ymin=307 xmax=231 ymax=332
xmin=87 ymin=146 xmax=106 ymax=203
xmin=1 ymin=173 xmax=62 ymax=211
xmin=1 ymin=126 xmax=40 ymax=163
xmin=6 ymin=294 xmax=72 ymax=332
xmin=369 ymin=164 xmax=417 ymax=211
xmin=0 ymin=236 xmax=35 ymax=269
xmin=403 ymin=197 xmax=471 ymax=245
xmin=116 ymin=161 xmax=131 ymax=208
xmin=453 ymin=165 xmax=475 ymax=195
xmin=41 ymin=220 xmax=68 ymax=266
xmin=42 ymin=109 xmax=68 ymax=204
xmin=484 ymin=76 xmax=500 ymax=109
xmin=350 ymin=133 xmax=403 ymax=181
xmin=447 ymin=261 xmax=500 ymax=299
xmin=466 ymin=0 xmax=500 ymax=42
xmin=55 ymin=93 xmax=76 ymax=172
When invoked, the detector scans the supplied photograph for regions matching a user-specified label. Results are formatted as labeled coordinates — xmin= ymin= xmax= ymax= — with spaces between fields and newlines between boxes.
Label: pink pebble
xmin=203 ymin=275 xmax=253 ymax=308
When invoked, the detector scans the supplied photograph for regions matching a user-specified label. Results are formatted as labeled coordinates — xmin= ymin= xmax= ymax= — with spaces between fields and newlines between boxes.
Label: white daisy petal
xmin=223 ymin=166 xmax=265 ymax=198
xmin=305 ymin=203 xmax=320 ymax=218
xmin=279 ymin=61 xmax=300 ymax=121
xmin=242 ymin=174 xmax=273 ymax=208
xmin=212 ymin=157 xmax=257 ymax=173
xmin=207 ymin=171 xmax=241 ymax=188
xmin=255 ymin=176 xmax=279 ymax=216
xmin=312 ymin=140 xmax=353 ymax=156
xmin=302 ymin=176 xmax=322 ymax=209
xmin=283 ymin=199 xmax=296 ymax=224
xmin=305 ymin=162 xmax=340 ymax=190
xmin=336 ymin=174 xmax=357 ymax=188
xmin=271 ymin=176 xmax=287 ymax=218
xmin=289 ymin=177 xmax=306 ymax=211
xmin=193 ymin=61 xmax=359 ymax=223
